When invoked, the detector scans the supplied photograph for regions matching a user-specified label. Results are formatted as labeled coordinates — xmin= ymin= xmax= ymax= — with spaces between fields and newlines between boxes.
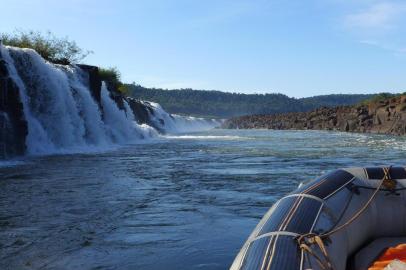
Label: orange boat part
xmin=368 ymin=244 xmax=406 ymax=270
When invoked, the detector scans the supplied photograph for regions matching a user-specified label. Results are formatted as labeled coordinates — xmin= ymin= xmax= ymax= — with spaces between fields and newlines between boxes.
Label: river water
xmin=0 ymin=129 xmax=405 ymax=270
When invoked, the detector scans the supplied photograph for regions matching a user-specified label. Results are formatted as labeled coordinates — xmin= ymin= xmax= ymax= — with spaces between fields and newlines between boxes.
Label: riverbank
xmin=222 ymin=95 xmax=406 ymax=135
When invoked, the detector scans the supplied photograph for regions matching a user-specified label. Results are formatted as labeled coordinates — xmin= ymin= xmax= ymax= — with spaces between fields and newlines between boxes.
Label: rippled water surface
xmin=0 ymin=129 xmax=405 ymax=270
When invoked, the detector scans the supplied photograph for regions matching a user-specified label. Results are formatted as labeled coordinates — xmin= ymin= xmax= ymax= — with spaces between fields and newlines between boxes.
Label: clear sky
xmin=1 ymin=0 xmax=406 ymax=97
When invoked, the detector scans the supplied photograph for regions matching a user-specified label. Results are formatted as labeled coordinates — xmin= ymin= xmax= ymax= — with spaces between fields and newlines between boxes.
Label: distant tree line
xmin=122 ymin=84 xmax=377 ymax=118
xmin=359 ymin=92 xmax=406 ymax=105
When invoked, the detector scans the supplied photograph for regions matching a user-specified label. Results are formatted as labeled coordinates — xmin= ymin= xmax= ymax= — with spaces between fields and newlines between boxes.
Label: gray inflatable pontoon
xmin=231 ymin=166 xmax=406 ymax=270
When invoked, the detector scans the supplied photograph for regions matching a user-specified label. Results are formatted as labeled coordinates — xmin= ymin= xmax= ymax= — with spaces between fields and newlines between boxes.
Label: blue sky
xmin=1 ymin=0 xmax=406 ymax=97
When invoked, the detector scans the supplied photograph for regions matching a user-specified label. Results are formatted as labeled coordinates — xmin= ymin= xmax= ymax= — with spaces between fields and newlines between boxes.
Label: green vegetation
xmin=99 ymin=67 xmax=122 ymax=87
xmin=0 ymin=30 xmax=91 ymax=64
xmin=359 ymin=92 xmax=401 ymax=105
xmin=121 ymin=84 xmax=376 ymax=118
xmin=300 ymin=94 xmax=375 ymax=108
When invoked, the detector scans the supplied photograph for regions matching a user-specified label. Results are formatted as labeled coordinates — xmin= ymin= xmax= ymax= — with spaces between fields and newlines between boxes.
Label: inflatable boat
xmin=231 ymin=166 xmax=406 ymax=270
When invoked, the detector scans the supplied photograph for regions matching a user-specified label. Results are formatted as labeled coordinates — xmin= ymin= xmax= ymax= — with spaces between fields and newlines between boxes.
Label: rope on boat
xmin=297 ymin=166 xmax=395 ymax=270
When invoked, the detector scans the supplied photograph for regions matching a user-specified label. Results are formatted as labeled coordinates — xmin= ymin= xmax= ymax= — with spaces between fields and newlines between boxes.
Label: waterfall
xmin=0 ymin=44 xmax=220 ymax=159
xmin=170 ymin=115 xmax=222 ymax=133
xmin=123 ymin=99 xmax=159 ymax=137
xmin=100 ymin=83 xmax=142 ymax=142
xmin=11 ymin=47 xmax=88 ymax=149
xmin=65 ymin=66 xmax=110 ymax=146
xmin=145 ymin=101 xmax=221 ymax=133
xmin=0 ymin=45 xmax=144 ymax=155
xmin=0 ymin=45 xmax=56 ymax=154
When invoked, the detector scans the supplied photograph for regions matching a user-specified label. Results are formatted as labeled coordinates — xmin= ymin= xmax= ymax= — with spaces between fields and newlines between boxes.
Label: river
xmin=0 ymin=129 xmax=405 ymax=270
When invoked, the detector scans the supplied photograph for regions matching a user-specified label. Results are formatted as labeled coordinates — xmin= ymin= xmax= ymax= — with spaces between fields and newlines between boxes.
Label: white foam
xmin=0 ymin=160 xmax=27 ymax=168
xmin=163 ymin=135 xmax=241 ymax=140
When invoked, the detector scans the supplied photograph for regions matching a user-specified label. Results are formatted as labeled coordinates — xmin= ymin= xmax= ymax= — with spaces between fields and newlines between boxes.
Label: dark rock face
xmin=223 ymin=96 xmax=406 ymax=136
xmin=127 ymin=98 xmax=151 ymax=124
xmin=77 ymin=64 xmax=102 ymax=104
xmin=126 ymin=98 xmax=166 ymax=133
xmin=77 ymin=65 xmax=127 ymax=113
xmin=0 ymin=55 xmax=28 ymax=158
xmin=110 ymin=91 xmax=125 ymax=110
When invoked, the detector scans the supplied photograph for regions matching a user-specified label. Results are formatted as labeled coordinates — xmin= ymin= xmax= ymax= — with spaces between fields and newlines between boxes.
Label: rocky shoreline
xmin=222 ymin=95 xmax=406 ymax=135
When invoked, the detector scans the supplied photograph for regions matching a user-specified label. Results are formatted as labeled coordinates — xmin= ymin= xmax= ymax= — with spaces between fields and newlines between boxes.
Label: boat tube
xmin=231 ymin=166 xmax=406 ymax=270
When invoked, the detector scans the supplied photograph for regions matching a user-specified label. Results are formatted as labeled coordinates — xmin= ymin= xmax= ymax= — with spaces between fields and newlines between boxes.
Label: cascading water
xmin=0 ymin=44 xmax=220 ymax=159
xmin=65 ymin=66 xmax=111 ymax=146
xmin=0 ymin=45 xmax=147 ymax=156
xmin=100 ymin=83 xmax=144 ymax=142
xmin=0 ymin=45 xmax=55 ymax=154
xmin=171 ymin=114 xmax=222 ymax=133
xmin=145 ymin=101 xmax=221 ymax=133
xmin=123 ymin=99 xmax=159 ymax=138
xmin=10 ymin=47 xmax=88 ymax=149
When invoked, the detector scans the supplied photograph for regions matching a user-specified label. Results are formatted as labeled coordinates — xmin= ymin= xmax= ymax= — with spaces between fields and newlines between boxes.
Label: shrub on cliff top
xmin=99 ymin=67 xmax=122 ymax=88
xmin=99 ymin=68 xmax=131 ymax=96
xmin=0 ymin=30 xmax=92 ymax=64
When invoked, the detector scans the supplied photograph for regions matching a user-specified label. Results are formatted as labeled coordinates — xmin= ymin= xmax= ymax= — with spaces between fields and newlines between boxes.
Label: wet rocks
xmin=77 ymin=64 xmax=102 ymax=104
xmin=126 ymin=98 xmax=152 ymax=125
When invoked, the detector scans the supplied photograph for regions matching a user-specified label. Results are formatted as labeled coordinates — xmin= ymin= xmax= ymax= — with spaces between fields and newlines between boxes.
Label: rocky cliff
xmin=222 ymin=96 xmax=406 ymax=135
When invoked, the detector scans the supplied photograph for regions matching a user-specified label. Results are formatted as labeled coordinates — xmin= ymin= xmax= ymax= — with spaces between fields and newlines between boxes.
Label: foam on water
xmin=0 ymin=159 xmax=27 ymax=168
xmin=163 ymin=135 xmax=242 ymax=140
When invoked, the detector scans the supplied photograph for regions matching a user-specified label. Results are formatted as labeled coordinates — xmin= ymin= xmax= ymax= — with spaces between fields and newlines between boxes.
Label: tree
xmin=0 ymin=30 xmax=92 ymax=64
